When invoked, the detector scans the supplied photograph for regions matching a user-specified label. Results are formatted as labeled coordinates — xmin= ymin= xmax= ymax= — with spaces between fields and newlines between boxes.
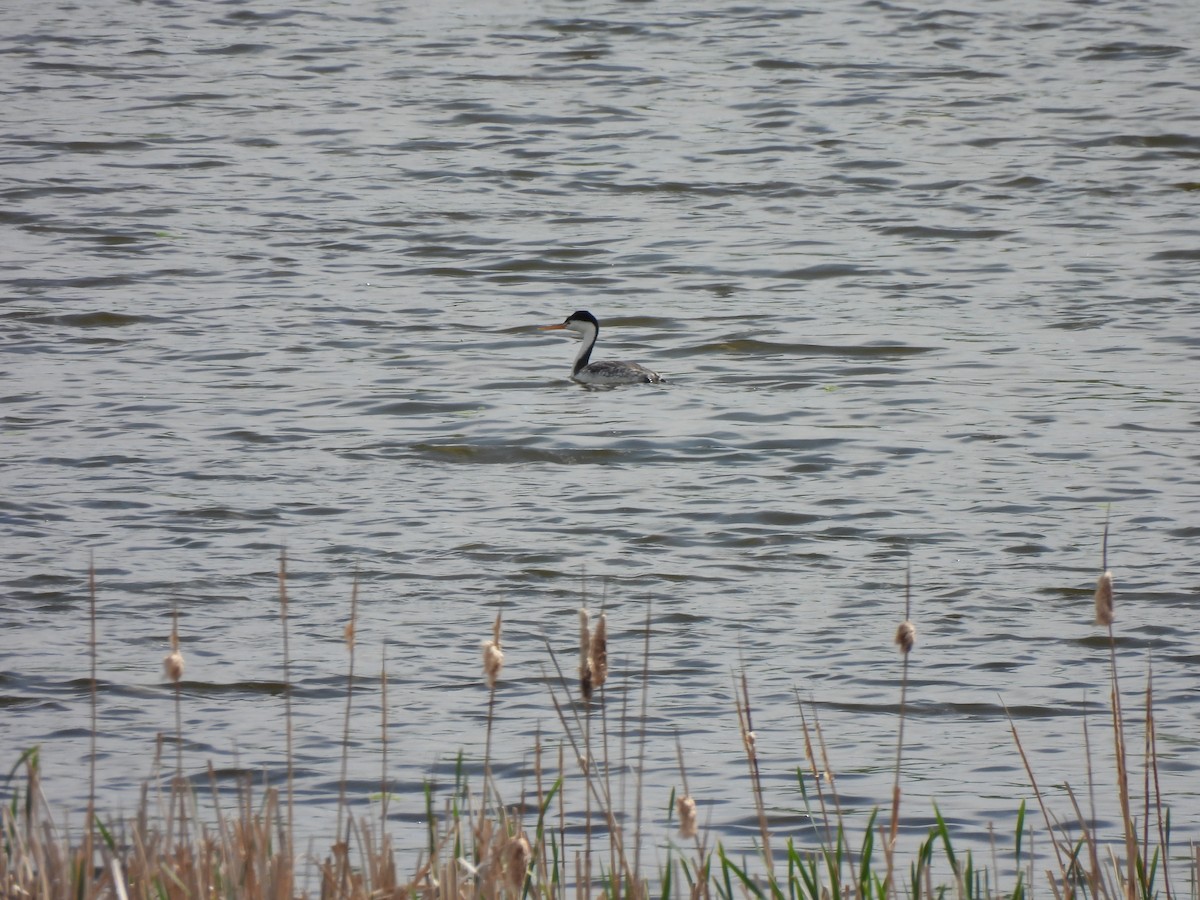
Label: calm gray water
xmin=3 ymin=0 xmax=1199 ymax=882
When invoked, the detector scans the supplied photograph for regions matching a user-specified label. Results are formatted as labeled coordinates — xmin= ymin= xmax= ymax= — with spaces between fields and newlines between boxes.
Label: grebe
xmin=539 ymin=310 xmax=664 ymax=385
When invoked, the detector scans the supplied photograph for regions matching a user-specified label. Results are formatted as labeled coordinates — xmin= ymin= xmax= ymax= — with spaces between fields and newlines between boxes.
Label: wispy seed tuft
xmin=505 ymin=833 xmax=532 ymax=890
xmin=677 ymin=795 xmax=698 ymax=839
xmin=481 ymin=612 xmax=504 ymax=689
xmin=163 ymin=623 xmax=185 ymax=683
xmin=895 ymin=620 xmax=917 ymax=655
xmin=163 ymin=650 xmax=185 ymax=683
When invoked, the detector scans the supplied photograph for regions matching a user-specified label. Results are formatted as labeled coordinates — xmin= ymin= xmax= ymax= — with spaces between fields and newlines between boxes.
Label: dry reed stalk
xmin=578 ymin=607 xmax=619 ymax=897
xmin=87 ymin=555 xmax=98 ymax=900
xmin=277 ymin=547 xmax=295 ymax=868
xmin=1093 ymin=519 xmax=1138 ymax=900
xmin=473 ymin=608 xmax=507 ymax=896
xmin=630 ymin=603 xmax=652 ymax=891
xmin=164 ymin=602 xmax=184 ymax=787
xmin=1063 ymin=781 xmax=1105 ymax=897
xmin=576 ymin=607 xmax=596 ymax=892
xmin=795 ymin=694 xmax=835 ymax=851
xmin=587 ymin=607 xmax=618 ymax=891
xmin=1095 ymin=511 xmax=1114 ymax=628
xmin=1142 ymin=667 xmax=1151 ymax=880
xmin=885 ymin=558 xmax=917 ymax=898
xmin=1079 ymin=700 xmax=1106 ymax=898
xmin=558 ymin=740 xmax=567 ymax=896
xmin=482 ymin=610 xmax=504 ymax=813
xmin=733 ymin=668 xmax=772 ymax=879
xmin=542 ymin=627 xmax=639 ymax=897
xmin=1004 ymin=702 xmax=1072 ymax=888
xmin=810 ymin=702 xmax=853 ymax=889
xmin=672 ymin=734 xmax=709 ymax=898
xmin=339 ymin=577 xmax=360 ymax=840
xmin=380 ymin=641 xmax=391 ymax=851
xmin=532 ymin=729 xmax=553 ymax=897
xmin=1143 ymin=664 xmax=1174 ymax=899
xmin=164 ymin=602 xmax=187 ymax=855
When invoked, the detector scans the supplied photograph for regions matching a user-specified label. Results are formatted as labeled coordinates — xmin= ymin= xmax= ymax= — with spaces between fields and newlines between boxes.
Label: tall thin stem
xmin=337 ymin=574 xmax=360 ymax=848
xmin=279 ymin=547 xmax=295 ymax=863
xmin=86 ymin=554 xmax=98 ymax=900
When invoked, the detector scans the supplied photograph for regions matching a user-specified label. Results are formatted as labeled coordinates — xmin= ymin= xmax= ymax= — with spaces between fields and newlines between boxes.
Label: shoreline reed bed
xmin=1 ymin=534 xmax=1194 ymax=899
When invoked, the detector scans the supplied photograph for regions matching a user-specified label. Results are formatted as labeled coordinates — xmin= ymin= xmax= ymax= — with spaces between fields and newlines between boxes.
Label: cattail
xmin=163 ymin=648 xmax=185 ymax=683
xmin=676 ymin=794 xmax=698 ymax=839
xmin=343 ymin=620 xmax=355 ymax=649
xmin=504 ymin=832 xmax=532 ymax=890
xmin=482 ymin=611 xmax=504 ymax=689
xmin=744 ymin=729 xmax=757 ymax=763
xmin=579 ymin=608 xmax=593 ymax=701
xmin=482 ymin=640 xmax=503 ymax=689
xmin=589 ymin=613 xmax=608 ymax=690
xmin=894 ymin=620 xmax=916 ymax=655
xmin=163 ymin=626 xmax=185 ymax=682
xmin=1094 ymin=570 xmax=1114 ymax=626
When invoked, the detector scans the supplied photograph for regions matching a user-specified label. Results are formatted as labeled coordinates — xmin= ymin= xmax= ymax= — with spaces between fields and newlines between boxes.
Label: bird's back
xmin=577 ymin=360 xmax=664 ymax=384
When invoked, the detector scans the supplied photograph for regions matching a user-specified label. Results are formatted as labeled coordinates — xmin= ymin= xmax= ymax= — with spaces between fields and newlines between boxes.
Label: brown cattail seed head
xmin=504 ymin=833 xmax=532 ymax=890
xmin=482 ymin=640 xmax=504 ymax=689
xmin=677 ymin=795 xmax=698 ymax=839
xmin=895 ymin=620 xmax=916 ymax=655
xmin=589 ymin=613 xmax=608 ymax=690
xmin=1094 ymin=570 xmax=1114 ymax=626
xmin=163 ymin=649 xmax=185 ymax=683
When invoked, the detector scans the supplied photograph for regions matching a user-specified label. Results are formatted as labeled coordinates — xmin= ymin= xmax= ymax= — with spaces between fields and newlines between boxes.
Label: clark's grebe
xmin=539 ymin=310 xmax=664 ymax=385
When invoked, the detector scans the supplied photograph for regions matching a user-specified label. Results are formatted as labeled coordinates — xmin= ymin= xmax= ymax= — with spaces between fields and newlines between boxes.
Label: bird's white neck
xmin=572 ymin=322 xmax=598 ymax=374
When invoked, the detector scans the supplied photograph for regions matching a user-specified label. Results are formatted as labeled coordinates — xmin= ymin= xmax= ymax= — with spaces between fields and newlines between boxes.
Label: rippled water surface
xmin=3 ymin=0 xmax=1199 ymax=877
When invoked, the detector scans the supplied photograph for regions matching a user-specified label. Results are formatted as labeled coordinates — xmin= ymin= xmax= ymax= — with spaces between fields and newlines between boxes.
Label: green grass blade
xmin=1014 ymin=798 xmax=1025 ymax=867
xmin=933 ymin=803 xmax=959 ymax=876
xmin=718 ymin=844 xmax=766 ymax=900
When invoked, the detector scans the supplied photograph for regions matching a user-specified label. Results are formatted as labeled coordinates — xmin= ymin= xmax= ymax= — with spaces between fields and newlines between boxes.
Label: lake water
xmin=2 ymin=0 xmax=1199 ymax=886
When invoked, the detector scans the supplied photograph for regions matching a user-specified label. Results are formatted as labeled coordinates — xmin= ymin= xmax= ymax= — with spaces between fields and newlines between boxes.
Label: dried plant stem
xmin=481 ymin=609 xmax=504 ymax=836
xmin=1082 ymin=701 xmax=1104 ymax=897
xmin=1105 ymin=622 xmax=1137 ymax=898
xmin=336 ymin=573 xmax=360 ymax=883
xmin=632 ymin=602 xmax=652 ymax=890
xmin=87 ymin=554 xmax=98 ymax=900
xmin=170 ymin=605 xmax=184 ymax=781
xmin=1145 ymin=664 xmax=1173 ymax=899
xmin=886 ymin=556 xmax=915 ymax=898
xmin=580 ymin=609 xmax=594 ymax=887
xmin=811 ymin=703 xmax=852 ymax=891
xmin=734 ymin=668 xmax=772 ymax=880
xmin=380 ymin=641 xmax=390 ymax=839
xmin=165 ymin=603 xmax=188 ymax=848
xmin=885 ymin=655 xmax=909 ymax=895
xmin=542 ymin=635 xmax=637 ymax=895
xmin=278 ymin=547 xmax=295 ymax=865
xmin=673 ymin=734 xmax=707 ymax=895
xmin=1003 ymin=701 xmax=1071 ymax=889
xmin=796 ymin=693 xmax=835 ymax=852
